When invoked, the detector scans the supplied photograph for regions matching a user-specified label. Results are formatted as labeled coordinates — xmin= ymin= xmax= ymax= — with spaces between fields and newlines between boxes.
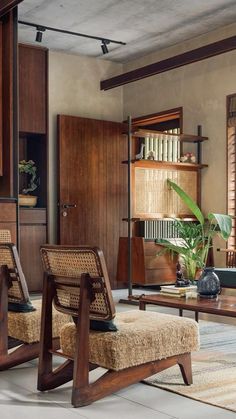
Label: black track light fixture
xmin=101 ymin=40 xmax=110 ymax=55
xmin=35 ymin=25 xmax=45 ymax=43
xmin=18 ymin=20 xmax=126 ymax=54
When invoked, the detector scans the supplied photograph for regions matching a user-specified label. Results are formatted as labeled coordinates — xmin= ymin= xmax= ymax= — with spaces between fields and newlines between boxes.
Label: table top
xmin=139 ymin=293 xmax=236 ymax=317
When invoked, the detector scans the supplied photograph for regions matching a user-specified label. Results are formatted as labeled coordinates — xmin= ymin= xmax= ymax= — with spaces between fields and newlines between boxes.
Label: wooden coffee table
xmin=139 ymin=293 xmax=236 ymax=322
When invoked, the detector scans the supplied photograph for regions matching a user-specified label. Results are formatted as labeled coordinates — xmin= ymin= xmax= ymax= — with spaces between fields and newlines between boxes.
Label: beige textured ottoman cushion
xmin=8 ymin=299 xmax=71 ymax=343
xmin=60 ymin=310 xmax=199 ymax=371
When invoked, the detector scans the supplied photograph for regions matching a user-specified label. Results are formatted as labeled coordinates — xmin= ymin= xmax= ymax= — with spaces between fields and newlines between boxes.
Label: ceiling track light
xmin=18 ymin=20 xmax=126 ymax=54
xmin=35 ymin=25 xmax=45 ymax=43
xmin=101 ymin=40 xmax=110 ymax=54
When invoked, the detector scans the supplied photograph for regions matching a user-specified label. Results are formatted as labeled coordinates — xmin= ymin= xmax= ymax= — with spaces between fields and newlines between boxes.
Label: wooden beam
xmin=0 ymin=0 xmax=23 ymax=18
xmin=101 ymin=35 xmax=236 ymax=91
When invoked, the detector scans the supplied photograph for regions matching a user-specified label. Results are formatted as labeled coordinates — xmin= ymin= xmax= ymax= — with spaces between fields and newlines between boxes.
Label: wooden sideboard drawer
xmin=117 ymin=237 xmax=177 ymax=286
xmin=19 ymin=208 xmax=47 ymax=224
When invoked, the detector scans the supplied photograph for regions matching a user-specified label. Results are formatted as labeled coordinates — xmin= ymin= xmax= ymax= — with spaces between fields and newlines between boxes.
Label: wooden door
xmin=58 ymin=115 xmax=127 ymax=288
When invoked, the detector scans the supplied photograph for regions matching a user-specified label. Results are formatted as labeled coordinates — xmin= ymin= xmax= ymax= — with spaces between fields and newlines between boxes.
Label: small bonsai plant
xmin=156 ymin=179 xmax=232 ymax=281
xmin=19 ymin=160 xmax=38 ymax=194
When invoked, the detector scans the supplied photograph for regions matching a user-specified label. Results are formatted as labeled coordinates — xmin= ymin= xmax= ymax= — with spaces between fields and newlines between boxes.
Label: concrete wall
xmin=123 ymin=23 xmax=236 ymax=264
xmin=48 ymin=51 xmax=123 ymax=241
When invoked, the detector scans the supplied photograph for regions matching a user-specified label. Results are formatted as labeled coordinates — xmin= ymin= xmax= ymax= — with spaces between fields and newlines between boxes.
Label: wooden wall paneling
xmin=0 ymin=11 xmax=14 ymax=196
xmin=19 ymin=44 xmax=47 ymax=134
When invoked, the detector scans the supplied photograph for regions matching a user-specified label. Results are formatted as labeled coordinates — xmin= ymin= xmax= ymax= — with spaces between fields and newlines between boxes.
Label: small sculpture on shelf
xmin=135 ymin=143 xmax=145 ymax=160
xmin=147 ymin=150 xmax=155 ymax=160
xmin=179 ymin=152 xmax=196 ymax=163
xmin=175 ymin=262 xmax=190 ymax=287
xmin=18 ymin=160 xmax=39 ymax=207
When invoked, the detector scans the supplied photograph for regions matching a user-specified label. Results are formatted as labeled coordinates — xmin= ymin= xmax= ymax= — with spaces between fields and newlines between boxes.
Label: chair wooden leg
xmin=72 ymin=353 xmax=192 ymax=407
xmin=0 ymin=266 xmax=10 ymax=360
xmin=177 ymin=353 xmax=192 ymax=385
xmin=0 ymin=342 xmax=40 ymax=371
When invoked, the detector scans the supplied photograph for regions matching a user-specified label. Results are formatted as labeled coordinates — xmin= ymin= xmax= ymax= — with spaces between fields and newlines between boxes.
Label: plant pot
xmin=197 ymin=267 xmax=220 ymax=299
xmin=19 ymin=194 xmax=37 ymax=207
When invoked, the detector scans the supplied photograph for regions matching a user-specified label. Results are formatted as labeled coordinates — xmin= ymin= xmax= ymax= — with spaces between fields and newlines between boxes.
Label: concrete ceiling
xmin=18 ymin=0 xmax=236 ymax=63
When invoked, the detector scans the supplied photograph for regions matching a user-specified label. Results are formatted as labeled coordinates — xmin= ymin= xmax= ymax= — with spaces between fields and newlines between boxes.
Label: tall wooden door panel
xmin=58 ymin=115 xmax=127 ymax=288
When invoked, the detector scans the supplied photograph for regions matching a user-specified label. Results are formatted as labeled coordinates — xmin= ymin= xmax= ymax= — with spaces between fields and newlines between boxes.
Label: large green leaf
xmin=156 ymin=238 xmax=194 ymax=256
xmin=208 ymin=213 xmax=232 ymax=240
xmin=167 ymin=179 xmax=204 ymax=225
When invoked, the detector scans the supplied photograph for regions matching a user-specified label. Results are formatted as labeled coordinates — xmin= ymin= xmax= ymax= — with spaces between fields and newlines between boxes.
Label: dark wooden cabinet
xmin=19 ymin=44 xmax=47 ymax=134
xmin=19 ymin=208 xmax=46 ymax=292
xmin=18 ymin=44 xmax=48 ymax=291
xmin=117 ymin=237 xmax=177 ymax=286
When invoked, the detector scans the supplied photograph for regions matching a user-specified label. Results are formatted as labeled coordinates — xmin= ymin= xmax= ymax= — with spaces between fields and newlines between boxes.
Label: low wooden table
xmin=139 ymin=294 xmax=236 ymax=322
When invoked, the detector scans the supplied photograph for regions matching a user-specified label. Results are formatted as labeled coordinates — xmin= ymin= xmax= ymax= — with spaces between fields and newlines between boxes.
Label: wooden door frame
xmin=0 ymin=0 xmax=23 ymax=18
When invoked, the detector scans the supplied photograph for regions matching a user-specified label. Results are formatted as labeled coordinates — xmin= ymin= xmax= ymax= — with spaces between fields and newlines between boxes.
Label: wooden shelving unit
xmin=117 ymin=117 xmax=208 ymax=297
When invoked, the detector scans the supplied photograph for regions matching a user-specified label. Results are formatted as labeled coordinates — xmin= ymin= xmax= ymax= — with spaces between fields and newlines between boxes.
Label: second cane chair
xmin=38 ymin=244 xmax=199 ymax=407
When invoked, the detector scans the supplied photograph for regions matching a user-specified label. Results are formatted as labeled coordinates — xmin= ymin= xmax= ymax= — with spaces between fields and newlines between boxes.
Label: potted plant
xmin=156 ymin=179 xmax=232 ymax=282
xmin=18 ymin=160 xmax=38 ymax=207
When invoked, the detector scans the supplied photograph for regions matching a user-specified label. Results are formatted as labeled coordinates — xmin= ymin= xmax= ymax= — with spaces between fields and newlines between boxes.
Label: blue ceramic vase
xmin=197 ymin=267 xmax=220 ymax=299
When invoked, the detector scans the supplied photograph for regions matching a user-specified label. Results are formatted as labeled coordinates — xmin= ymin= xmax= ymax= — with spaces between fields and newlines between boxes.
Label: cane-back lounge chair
xmin=38 ymin=244 xmax=199 ymax=407
xmin=0 ymin=235 xmax=70 ymax=371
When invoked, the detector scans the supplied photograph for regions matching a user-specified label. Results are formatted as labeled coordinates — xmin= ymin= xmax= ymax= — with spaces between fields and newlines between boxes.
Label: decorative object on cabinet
xmin=18 ymin=160 xmax=39 ymax=207
xmin=156 ymin=179 xmax=232 ymax=281
xmin=118 ymin=116 xmax=209 ymax=299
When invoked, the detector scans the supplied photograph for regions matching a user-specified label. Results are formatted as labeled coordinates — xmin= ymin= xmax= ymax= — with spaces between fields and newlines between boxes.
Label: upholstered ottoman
xmin=8 ymin=299 xmax=71 ymax=343
xmin=60 ymin=310 xmax=199 ymax=371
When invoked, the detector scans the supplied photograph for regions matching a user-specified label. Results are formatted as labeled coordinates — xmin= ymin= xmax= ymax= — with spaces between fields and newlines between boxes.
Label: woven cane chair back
xmin=0 ymin=230 xmax=12 ymax=243
xmin=40 ymin=245 xmax=116 ymax=321
xmin=0 ymin=243 xmax=30 ymax=303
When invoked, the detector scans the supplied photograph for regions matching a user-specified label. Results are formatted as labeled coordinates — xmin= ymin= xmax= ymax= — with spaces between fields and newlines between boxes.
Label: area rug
xmin=144 ymin=320 xmax=236 ymax=412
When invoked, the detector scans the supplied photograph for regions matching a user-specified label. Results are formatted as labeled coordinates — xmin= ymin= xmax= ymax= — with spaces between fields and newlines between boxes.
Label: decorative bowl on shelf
xmin=18 ymin=194 xmax=37 ymax=207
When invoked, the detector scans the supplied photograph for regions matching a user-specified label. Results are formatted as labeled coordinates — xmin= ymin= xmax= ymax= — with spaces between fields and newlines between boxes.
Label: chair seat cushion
xmin=60 ymin=310 xmax=199 ymax=371
xmin=8 ymin=299 xmax=71 ymax=343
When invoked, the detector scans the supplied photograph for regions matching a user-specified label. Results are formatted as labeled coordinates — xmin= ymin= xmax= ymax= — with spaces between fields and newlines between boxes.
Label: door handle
xmin=60 ymin=203 xmax=77 ymax=209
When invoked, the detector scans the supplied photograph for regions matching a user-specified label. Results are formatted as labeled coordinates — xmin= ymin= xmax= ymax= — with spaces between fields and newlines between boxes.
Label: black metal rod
xmin=18 ymin=20 xmax=126 ymax=45
xmin=197 ymin=125 xmax=202 ymax=164
xmin=127 ymin=115 xmax=132 ymax=297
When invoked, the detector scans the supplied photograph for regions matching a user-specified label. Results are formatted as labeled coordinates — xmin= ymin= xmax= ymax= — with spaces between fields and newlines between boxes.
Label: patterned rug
xmin=144 ymin=320 xmax=236 ymax=412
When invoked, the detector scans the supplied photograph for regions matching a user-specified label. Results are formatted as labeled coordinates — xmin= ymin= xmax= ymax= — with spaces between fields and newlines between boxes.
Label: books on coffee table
xmin=160 ymin=284 xmax=197 ymax=298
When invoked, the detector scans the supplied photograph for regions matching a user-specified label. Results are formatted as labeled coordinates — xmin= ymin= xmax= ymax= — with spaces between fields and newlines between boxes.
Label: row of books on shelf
xmin=144 ymin=131 xmax=181 ymax=162
xmin=160 ymin=284 xmax=197 ymax=298
xmin=142 ymin=220 xmax=181 ymax=240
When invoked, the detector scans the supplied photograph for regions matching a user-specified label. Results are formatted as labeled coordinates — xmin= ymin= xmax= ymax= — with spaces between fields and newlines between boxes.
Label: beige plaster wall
xmin=123 ymin=23 xmax=236 ymax=265
xmin=48 ymin=51 xmax=123 ymax=241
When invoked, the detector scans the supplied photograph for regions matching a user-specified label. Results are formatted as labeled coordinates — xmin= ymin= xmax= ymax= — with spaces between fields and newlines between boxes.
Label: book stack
xmin=160 ymin=285 xmax=197 ymax=298
xmin=144 ymin=130 xmax=180 ymax=162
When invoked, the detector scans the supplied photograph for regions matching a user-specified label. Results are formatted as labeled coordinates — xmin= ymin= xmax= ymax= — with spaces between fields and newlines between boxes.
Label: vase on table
xmin=197 ymin=267 xmax=220 ymax=299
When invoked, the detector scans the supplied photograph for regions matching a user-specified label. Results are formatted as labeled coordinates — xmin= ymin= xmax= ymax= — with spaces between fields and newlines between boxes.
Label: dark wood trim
xmin=132 ymin=107 xmax=183 ymax=128
xmin=0 ymin=0 xmax=23 ymax=18
xmin=0 ymin=22 xmax=2 ymax=177
xmin=101 ymin=36 xmax=236 ymax=90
